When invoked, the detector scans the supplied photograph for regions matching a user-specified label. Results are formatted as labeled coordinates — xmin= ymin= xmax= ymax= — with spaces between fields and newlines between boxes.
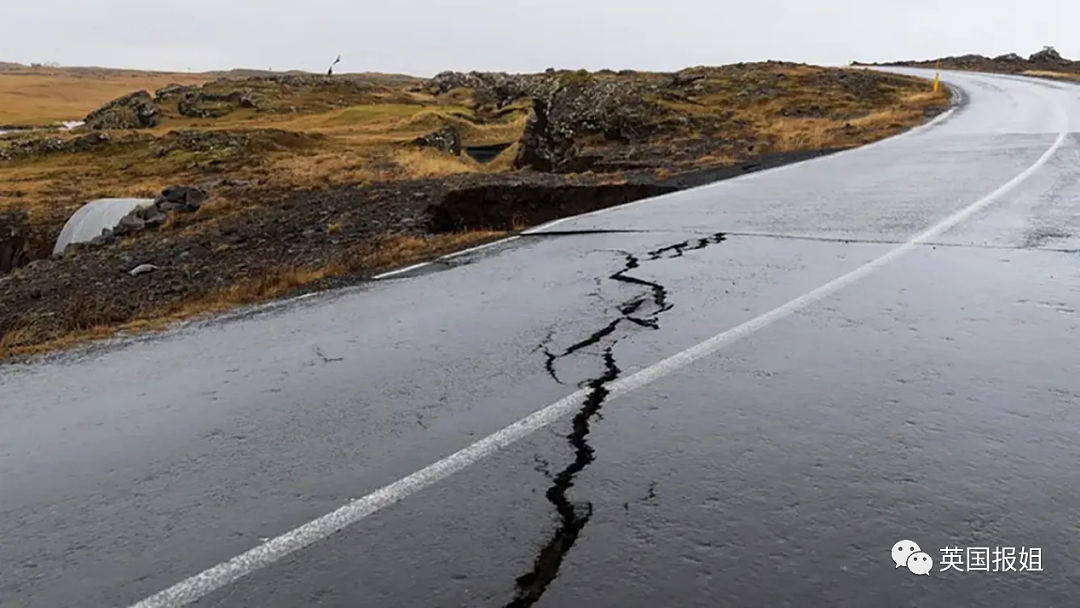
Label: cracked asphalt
xmin=3 ymin=67 xmax=1080 ymax=607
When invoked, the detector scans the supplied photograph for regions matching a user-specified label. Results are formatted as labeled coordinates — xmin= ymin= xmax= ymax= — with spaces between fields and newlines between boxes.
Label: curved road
xmin=3 ymin=68 xmax=1080 ymax=607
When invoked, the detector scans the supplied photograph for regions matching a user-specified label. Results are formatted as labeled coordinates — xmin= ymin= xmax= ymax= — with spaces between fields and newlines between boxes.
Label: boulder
xmin=90 ymin=229 xmax=117 ymax=246
xmin=84 ymin=91 xmax=161 ymax=130
xmin=993 ymin=53 xmax=1024 ymax=62
xmin=112 ymin=205 xmax=167 ymax=236
xmin=413 ymin=125 xmax=462 ymax=155
xmin=154 ymin=185 xmax=208 ymax=212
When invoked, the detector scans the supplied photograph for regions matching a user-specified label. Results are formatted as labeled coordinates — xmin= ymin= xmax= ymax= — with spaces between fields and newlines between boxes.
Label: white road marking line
xmin=439 ymin=235 xmax=522 ymax=260
xmin=371 ymin=261 xmax=435 ymax=280
xmin=372 ymin=236 xmax=523 ymax=280
xmin=130 ymin=92 xmax=1065 ymax=608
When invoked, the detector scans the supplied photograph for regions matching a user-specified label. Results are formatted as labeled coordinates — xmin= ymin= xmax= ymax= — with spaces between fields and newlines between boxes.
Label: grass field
xmin=0 ymin=69 xmax=209 ymax=126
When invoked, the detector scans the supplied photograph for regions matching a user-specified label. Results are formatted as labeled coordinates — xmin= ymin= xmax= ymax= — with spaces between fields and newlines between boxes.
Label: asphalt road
xmin=3 ymin=67 xmax=1080 ymax=607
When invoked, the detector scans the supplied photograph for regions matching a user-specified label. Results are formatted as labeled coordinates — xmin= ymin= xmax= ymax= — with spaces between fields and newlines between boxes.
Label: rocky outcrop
xmin=245 ymin=73 xmax=378 ymax=93
xmin=1029 ymin=46 xmax=1065 ymax=63
xmin=154 ymin=83 xmax=198 ymax=100
xmin=413 ymin=125 xmax=462 ymax=155
xmin=427 ymin=71 xmax=486 ymax=94
xmin=877 ymin=46 xmax=1077 ymax=74
xmin=514 ymin=79 xmax=670 ymax=172
xmin=428 ymin=71 xmax=555 ymax=108
xmin=176 ymin=90 xmax=259 ymax=118
xmin=0 ymin=125 xmax=35 ymax=135
xmin=79 ymin=75 xmax=382 ymax=130
xmin=154 ymin=129 xmax=254 ymax=153
xmin=0 ymin=132 xmax=117 ymax=161
xmin=155 ymin=82 xmax=257 ymax=118
xmin=165 ymin=75 xmax=377 ymax=116
xmin=148 ymin=129 xmax=322 ymax=160
xmin=669 ymin=70 xmax=706 ymax=88
xmin=84 ymin=91 xmax=161 ymax=130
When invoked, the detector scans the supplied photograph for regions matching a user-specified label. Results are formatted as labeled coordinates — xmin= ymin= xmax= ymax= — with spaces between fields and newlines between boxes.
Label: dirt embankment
xmin=0 ymin=62 xmax=950 ymax=359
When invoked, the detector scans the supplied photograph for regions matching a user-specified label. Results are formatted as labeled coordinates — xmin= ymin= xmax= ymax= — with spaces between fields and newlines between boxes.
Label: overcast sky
xmin=2 ymin=1 xmax=1077 ymax=76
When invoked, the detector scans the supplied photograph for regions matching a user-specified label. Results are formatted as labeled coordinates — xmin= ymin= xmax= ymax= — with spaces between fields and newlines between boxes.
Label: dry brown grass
xmin=0 ymin=230 xmax=510 ymax=359
xmin=757 ymin=89 xmax=949 ymax=152
xmin=1022 ymin=70 xmax=1080 ymax=81
xmin=394 ymin=149 xmax=479 ymax=177
xmin=647 ymin=66 xmax=949 ymax=159
xmin=0 ymin=72 xmax=208 ymax=126
xmin=0 ymin=147 xmax=211 ymax=226
xmin=481 ymin=142 xmax=521 ymax=173
xmin=264 ymin=145 xmax=388 ymax=189
xmin=691 ymin=153 xmax=738 ymax=167
xmin=0 ymin=152 xmax=183 ymax=226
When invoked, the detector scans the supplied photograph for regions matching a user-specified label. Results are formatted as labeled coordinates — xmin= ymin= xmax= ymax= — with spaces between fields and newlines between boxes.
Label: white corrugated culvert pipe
xmin=53 ymin=198 xmax=156 ymax=256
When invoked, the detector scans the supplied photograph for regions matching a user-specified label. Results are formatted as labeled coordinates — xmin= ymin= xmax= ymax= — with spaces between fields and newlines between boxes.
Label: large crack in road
xmin=541 ymin=233 xmax=727 ymax=385
xmin=505 ymin=231 xmax=726 ymax=607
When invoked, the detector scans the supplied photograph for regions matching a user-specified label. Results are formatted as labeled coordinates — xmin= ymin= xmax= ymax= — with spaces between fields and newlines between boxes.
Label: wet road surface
xmin=2 ymin=68 xmax=1080 ymax=607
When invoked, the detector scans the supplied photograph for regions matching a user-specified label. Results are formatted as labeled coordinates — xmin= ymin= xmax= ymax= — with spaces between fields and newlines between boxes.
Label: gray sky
xmin=2 ymin=1 xmax=1076 ymax=76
